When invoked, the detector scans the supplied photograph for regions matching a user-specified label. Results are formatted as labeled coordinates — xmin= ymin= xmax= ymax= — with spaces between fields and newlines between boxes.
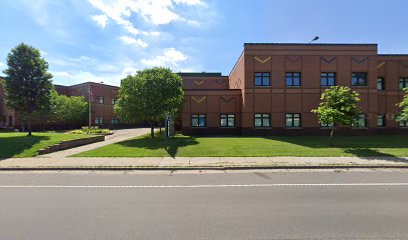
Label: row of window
xmin=191 ymin=114 xmax=408 ymax=128
xmin=95 ymin=116 xmax=119 ymax=125
xmin=96 ymin=96 xmax=118 ymax=105
xmin=254 ymin=72 xmax=408 ymax=90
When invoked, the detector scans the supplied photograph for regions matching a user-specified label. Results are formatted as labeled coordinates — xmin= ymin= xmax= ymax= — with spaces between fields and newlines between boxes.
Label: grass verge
xmin=73 ymin=134 xmax=408 ymax=157
xmin=0 ymin=132 xmax=95 ymax=158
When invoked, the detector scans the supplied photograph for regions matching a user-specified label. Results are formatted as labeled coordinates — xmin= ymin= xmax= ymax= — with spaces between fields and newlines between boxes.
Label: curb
xmin=1 ymin=164 xmax=408 ymax=171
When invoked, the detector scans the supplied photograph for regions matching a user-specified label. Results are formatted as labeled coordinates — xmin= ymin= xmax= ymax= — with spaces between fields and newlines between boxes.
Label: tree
xmin=49 ymin=91 xmax=88 ymax=125
xmin=115 ymin=67 xmax=184 ymax=138
xmin=3 ymin=43 xmax=53 ymax=136
xmin=311 ymin=86 xmax=361 ymax=146
xmin=396 ymin=88 xmax=408 ymax=123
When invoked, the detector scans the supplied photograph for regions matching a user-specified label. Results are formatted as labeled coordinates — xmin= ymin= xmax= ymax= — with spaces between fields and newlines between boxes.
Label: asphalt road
xmin=1 ymin=170 xmax=408 ymax=240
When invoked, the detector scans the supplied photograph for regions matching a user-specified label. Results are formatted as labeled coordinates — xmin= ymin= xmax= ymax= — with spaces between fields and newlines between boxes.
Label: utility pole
xmin=88 ymin=83 xmax=91 ymax=127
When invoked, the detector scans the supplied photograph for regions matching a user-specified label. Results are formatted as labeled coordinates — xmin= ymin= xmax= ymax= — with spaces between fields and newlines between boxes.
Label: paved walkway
xmin=39 ymin=128 xmax=150 ymax=158
xmin=1 ymin=156 xmax=408 ymax=169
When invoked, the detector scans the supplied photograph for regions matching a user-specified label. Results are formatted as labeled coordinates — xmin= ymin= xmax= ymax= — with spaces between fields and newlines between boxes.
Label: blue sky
xmin=0 ymin=0 xmax=408 ymax=86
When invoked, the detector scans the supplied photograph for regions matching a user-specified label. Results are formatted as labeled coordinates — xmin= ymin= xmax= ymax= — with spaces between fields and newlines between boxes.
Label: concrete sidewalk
xmin=1 ymin=156 xmax=408 ymax=170
xmin=40 ymin=128 xmax=150 ymax=158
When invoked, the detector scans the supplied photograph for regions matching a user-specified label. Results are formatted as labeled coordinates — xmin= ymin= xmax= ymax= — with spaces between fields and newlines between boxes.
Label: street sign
xmin=165 ymin=114 xmax=175 ymax=137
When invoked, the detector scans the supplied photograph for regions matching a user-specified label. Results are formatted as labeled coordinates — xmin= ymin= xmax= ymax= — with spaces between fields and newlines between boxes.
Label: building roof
xmin=61 ymin=81 xmax=119 ymax=88
xmin=178 ymin=72 xmax=225 ymax=77
xmin=244 ymin=42 xmax=378 ymax=46
xmin=378 ymin=54 xmax=408 ymax=56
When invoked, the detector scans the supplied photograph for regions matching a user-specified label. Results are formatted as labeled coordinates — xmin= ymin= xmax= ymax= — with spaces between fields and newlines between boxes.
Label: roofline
xmin=244 ymin=42 xmax=378 ymax=46
xmin=229 ymin=50 xmax=244 ymax=76
xmin=378 ymin=54 xmax=408 ymax=56
xmin=183 ymin=89 xmax=241 ymax=92
xmin=177 ymin=72 xmax=227 ymax=77
xmin=62 ymin=81 xmax=119 ymax=88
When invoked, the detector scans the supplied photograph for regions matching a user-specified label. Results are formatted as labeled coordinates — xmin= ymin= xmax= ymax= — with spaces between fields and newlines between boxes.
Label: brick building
xmin=180 ymin=43 xmax=408 ymax=135
xmin=0 ymin=81 xmax=119 ymax=129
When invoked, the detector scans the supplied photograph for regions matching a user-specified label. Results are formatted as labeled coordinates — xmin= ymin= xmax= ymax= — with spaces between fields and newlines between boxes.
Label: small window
xmin=220 ymin=114 xmax=235 ymax=127
xmin=321 ymin=72 xmax=336 ymax=87
xmin=377 ymin=78 xmax=385 ymax=91
xmin=112 ymin=98 xmax=117 ymax=105
xmin=192 ymin=114 xmax=206 ymax=127
xmin=400 ymin=78 xmax=408 ymax=90
xmin=112 ymin=117 xmax=119 ymax=124
xmin=400 ymin=120 xmax=408 ymax=127
xmin=353 ymin=114 xmax=367 ymax=128
xmin=351 ymin=72 xmax=367 ymax=86
xmin=254 ymin=72 xmax=270 ymax=86
xmin=254 ymin=113 xmax=270 ymax=127
xmin=321 ymin=122 xmax=334 ymax=128
xmin=286 ymin=113 xmax=301 ymax=127
xmin=96 ymin=96 xmax=104 ymax=104
xmin=286 ymin=72 xmax=301 ymax=86
xmin=95 ymin=116 xmax=104 ymax=125
xmin=377 ymin=114 xmax=385 ymax=127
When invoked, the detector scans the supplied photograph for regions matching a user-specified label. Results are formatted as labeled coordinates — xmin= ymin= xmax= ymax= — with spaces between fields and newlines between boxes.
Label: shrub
xmin=66 ymin=126 xmax=112 ymax=135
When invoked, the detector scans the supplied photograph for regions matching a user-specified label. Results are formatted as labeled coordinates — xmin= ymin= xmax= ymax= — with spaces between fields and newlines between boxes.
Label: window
xmin=321 ymin=72 xmax=336 ymax=87
xmin=377 ymin=114 xmax=385 ymax=127
xmin=377 ymin=78 xmax=385 ymax=91
xmin=321 ymin=122 xmax=334 ymax=128
xmin=96 ymin=96 xmax=104 ymax=104
xmin=254 ymin=113 xmax=270 ymax=127
xmin=351 ymin=72 xmax=367 ymax=86
xmin=400 ymin=120 xmax=408 ymax=127
xmin=112 ymin=98 xmax=117 ymax=105
xmin=112 ymin=117 xmax=119 ymax=124
xmin=254 ymin=72 xmax=270 ymax=86
xmin=286 ymin=72 xmax=301 ymax=86
xmin=353 ymin=114 xmax=367 ymax=128
xmin=286 ymin=113 xmax=301 ymax=127
xmin=220 ymin=114 xmax=235 ymax=127
xmin=192 ymin=114 xmax=206 ymax=127
xmin=400 ymin=78 xmax=408 ymax=90
xmin=95 ymin=116 xmax=104 ymax=125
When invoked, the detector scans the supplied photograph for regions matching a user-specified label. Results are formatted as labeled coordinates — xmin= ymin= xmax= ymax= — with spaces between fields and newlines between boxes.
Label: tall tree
xmin=3 ymin=43 xmax=53 ymax=136
xmin=115 ymin=67 xmax=184 ymax=138
xmin=396 ymin=89 xmax=408 ymax=123
xmin=312 ymin=86 xmax=361 ymax=146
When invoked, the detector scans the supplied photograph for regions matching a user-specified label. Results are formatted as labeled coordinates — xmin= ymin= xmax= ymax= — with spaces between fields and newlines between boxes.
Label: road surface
xmin=1 ymin=169 xmax=408 ymax=239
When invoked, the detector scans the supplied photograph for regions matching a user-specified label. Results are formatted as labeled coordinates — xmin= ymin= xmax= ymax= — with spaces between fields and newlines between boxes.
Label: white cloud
xmin=52 ymin=70 xmax=123 ymax=86
xmin=118 ymin=36 xmax=148 ymax=48
xmin=122 ymin=66 xmax=139 ymax=76
xmin=0 ymin=61 xmax=5 ymax=67
xmin=91 ymin=14 xmax=109 ymax=28
xmin=141 ymin=48 xmax=187 ymax=67
xmin=52 ymin=71 xmax=71 ymax=77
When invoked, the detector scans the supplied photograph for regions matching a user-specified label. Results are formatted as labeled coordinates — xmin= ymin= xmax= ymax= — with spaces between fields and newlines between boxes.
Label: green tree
xmin=312 ymin=86 xmax=361 ymax=146
xmin=115 ymin=67 xmax=184 ymax=138
xmin=49 ymin=91 xmax=88 ymax=125
xmin=3 ymin=43 xmax=53 ymax=136
xmin=396 ymin=88 xmax=408 ymax=123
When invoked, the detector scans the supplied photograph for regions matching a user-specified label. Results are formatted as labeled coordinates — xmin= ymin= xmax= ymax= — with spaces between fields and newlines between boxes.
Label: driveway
xmin=39 ymin=128 xmax=150 ymax=158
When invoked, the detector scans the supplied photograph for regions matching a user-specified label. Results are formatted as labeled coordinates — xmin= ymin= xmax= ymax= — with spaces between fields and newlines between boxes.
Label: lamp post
xmin=88 ymin=83 xmax=92 ymax=127
xmin=308 ymin=36 xmax=319 ymax=44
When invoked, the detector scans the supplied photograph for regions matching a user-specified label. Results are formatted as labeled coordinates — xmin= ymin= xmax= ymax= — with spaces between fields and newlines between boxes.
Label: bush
xmin=66 ymin=126 xmax=112 ymax=135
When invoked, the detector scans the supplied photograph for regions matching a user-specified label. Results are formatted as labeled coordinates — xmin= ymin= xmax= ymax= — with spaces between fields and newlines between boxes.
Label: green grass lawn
xmin=73 ymin=134 xmax=408 ymax=157
xmin=0 ymin=132 xmax=95 ymax=158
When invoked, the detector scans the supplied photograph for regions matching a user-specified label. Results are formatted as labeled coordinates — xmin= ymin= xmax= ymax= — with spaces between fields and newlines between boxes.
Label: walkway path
xmin=39 ymin=128 xmax=150 ymax=158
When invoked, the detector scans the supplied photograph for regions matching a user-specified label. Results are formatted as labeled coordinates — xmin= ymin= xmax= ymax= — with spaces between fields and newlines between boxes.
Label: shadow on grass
xmin=342 ymin=148 xmax=408 ymax=163
xmin=117 ymin=135 xmax=199 ymax=158
xmin=257 ymin=135 xmax=408 ymax=160
xmin=0 ymin=135 xmax=49 ymax=158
